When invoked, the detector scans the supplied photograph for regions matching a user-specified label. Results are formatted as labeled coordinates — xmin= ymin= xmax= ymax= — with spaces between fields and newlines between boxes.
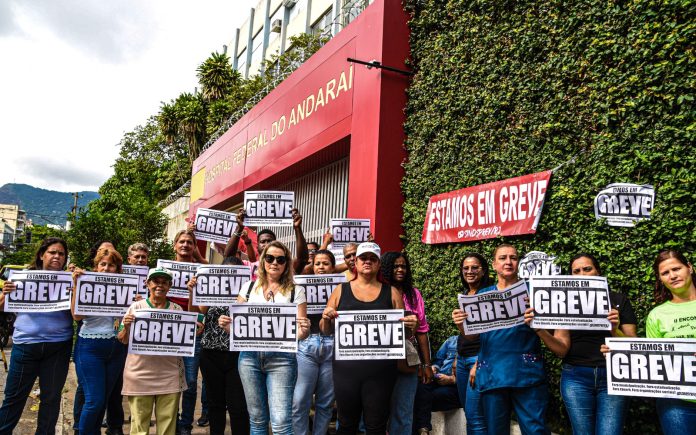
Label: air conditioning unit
xmin=271 ymin=19 xmax=282 ymax=33
xmin=282 ymin=0 xmax=297 ymax=8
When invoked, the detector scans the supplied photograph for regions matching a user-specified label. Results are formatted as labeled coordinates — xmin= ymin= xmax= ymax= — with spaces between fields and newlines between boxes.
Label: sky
xmin=0 ymin=0 xmax=256 ymax=193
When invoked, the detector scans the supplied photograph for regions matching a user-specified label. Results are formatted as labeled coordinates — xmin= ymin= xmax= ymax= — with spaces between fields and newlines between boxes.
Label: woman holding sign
xmin=647 ymin=250 xmax=696 ymax=430
xmin=320 ymin=242 xmax=418 ymax=434
xmin=381 ymin=251 xmax=432 ymax=435
xmin=293 ymin=249 xmax=339 ymax=435
xmin=71 ymin=248 xmax=129 ymax=435
xmin=0 ymin=237 xmax=73 ymax=434
xmin=449 ymin=252 xmax=492 ymax=435
xmin=524 ymin=253 xmax=637 ymax=435
xmin=118 ymin=267 xmax=188 ymax=435
xmin=186 ymin=256 xmax=250 ymax=435
xmin=453 ymin=244 xmax=549 ymax=435
xmin=219 ymin=240 xmax=311 ymax=435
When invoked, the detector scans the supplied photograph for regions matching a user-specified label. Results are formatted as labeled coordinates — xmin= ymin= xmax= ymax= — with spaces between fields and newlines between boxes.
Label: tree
xmin=197 ymin=52 xmax=240 ymax=102
xmin=1 ymin=225 xmax=65 ymax=267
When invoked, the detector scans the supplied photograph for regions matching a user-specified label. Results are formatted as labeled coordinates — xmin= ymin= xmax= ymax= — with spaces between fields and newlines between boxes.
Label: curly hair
xmin=381 ymin=251 xmax=416 ymax=308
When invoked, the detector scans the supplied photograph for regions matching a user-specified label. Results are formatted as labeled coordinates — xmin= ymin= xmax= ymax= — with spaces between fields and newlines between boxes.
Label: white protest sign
xmin=156 ymin=260 xmax=200 ymax=300
xmin=243 ymin=191 xmax=294 ymax=226
xmin=606 ymin=338 xmax=696 ymax=400
xmin=121 ymin=265 xmax=149 ymax=297
xmin=229 ymin=303 xmax=298 ymax=352
xmin=192 ymin=265 xmax=251 ymax=306
xmin=458 ymin=281 xmax=528 ymax=335
xmin=294 ymin=274 xmax=346 ymax=315
xmin=594 ymin=183 xmax=655 ymax=227
xmin=4 ymin=270 xmax=72 ymax=313
xmin=194 ymin=208 xmax=238 ymax=244
xmin=128 ymin=308 xmax=197 ymax=357
xmin=518 ymin=251 xmax=562 ymax=278
xmin=529 ymin=276 xmax=611 ymax=330
xmin=330 ymin=248 xmax=345 ymax=266
xmin=335 ymin=310 xmax=406 ymax=360
xmin=74 ymin=272 xmax=140 ymax=317
xmin=329 ymin=219 xmax=371 ymax=249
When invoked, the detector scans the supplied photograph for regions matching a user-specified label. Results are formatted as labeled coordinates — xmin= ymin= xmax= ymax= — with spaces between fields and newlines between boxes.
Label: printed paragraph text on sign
xmin=4 ymin=270 xmax=72 ymax=313
xmin=128 ymin=309 xmax=198 ymax=357
xmin=243 ymin=191 xmax=294 ymax=226
xmin=193 ymin=265 xmax=251 ymax=306
xmin=458 ymin=281 xmax=528 ymax=335
xmin=529 ymin=276 xmax=611 ymax=330
xmin=335 ymin=310 xmax=405 ymax=360
xmin=74 ymin=271 xmax=140 ymax=317
xmin=229 ymin=303 xmax=298 ymax=352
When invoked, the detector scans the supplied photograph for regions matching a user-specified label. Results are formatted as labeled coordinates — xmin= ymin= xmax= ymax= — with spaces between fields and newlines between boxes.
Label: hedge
xmin=401 ymin=0 xmax=695 ymax=433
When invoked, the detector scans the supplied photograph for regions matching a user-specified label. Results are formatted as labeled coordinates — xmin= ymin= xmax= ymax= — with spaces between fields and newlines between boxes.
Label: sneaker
xmin=197 ymin=412 xmax=209 ymax=427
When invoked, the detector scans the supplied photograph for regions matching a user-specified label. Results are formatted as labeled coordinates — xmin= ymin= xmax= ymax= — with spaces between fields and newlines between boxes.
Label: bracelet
xmin=233 ymin=230 xmax=243 ymax=237
xmin=117 ymin=324 xmax=125 ymax=332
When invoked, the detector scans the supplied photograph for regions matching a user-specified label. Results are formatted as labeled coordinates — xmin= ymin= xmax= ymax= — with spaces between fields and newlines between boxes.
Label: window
xmin=311 ymin=7 xmax=333 ymax=37
xmin=236 ymin=48 xmax=247 ymax=74
xmin=250 ymin=30 xmax=264 ymax=68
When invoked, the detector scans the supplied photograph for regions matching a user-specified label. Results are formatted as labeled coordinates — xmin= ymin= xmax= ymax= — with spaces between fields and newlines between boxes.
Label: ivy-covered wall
xmin=401 ymin=0 xmax=694 ymax=432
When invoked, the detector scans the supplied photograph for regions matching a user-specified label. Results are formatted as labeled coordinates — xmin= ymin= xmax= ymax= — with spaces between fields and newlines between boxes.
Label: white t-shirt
xmin=240 ymin=280 xmax=306 ymax=304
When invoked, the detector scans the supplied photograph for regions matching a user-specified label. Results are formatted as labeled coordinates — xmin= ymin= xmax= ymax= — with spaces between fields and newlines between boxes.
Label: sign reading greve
xmin=121 ymin=265 xmax=149 ymax=297
xmin=243 ymin=191 xmax=294 ymax=227
xmin=335 ymin=310 xmax=405 ymax=360
xmin=606 ymin=338 xmax=696 ymax=400
xmin=194 ymin=208 xmax=238 ymax=244
xmin=594 ymin=183 xmax=655 ymax=227
xmin=294 ymin=274 xmax=346 ymax=315
xmin=529 ymin=276 xmax=611 ymax=331
xmin=458 ymin=281 xmax=528 ymax=335
xmin=156 ymin=260 xmax=199 ymax=300
xmin=4 ymin=270 xmax=72 ymax=313
xmin=229 ymin=303 xmax=298 ymax=352
xmin=74 ymin=272 xmax=140 ymax=317
xmin=128 ymin=309 xmax=197 ymax=357
xmin=422 ymin=171 xmax=552 ymax=244
xmin=192 ymin=265 xmax=251 ymax=306
xmin=329 ymin=218 xmax=370 ymax=249
xmin=518 ymin=251 xmax=562 ymax=278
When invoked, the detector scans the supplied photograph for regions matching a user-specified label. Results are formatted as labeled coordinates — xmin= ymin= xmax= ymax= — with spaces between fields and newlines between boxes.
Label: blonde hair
xmin=257 ymin=241 xmax=295 ymax=297
xmin=93 ymin=248 xmax=123 ymax=273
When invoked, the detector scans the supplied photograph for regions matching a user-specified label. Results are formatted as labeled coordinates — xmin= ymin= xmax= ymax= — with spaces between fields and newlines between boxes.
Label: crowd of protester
xmin=0 ymin=207 xmax=694 ymax=435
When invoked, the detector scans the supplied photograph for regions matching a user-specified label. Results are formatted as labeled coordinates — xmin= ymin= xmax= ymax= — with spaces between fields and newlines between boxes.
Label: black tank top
xmin=337 ymin=282 xmax=393 ymax=311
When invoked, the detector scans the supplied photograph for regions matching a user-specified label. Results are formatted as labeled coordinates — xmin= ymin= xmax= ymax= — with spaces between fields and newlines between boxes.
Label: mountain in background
xmin=0 ymin=183 xmax=99 ymax=227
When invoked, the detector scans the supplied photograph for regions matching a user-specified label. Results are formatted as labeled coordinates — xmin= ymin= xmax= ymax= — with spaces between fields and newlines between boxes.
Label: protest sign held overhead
xmin=335 ymin=310 xmax=405 ymax=360
xmin=156 ymin=260 xmax=199 ymax=300
xmin=243 ymin=191 xmax=294 ymax=226
xmin=193 ymin=265 xmax=251 ymax=306
xmin=518 ymin=251 xmax=562 ymax=278
xmin=458 ymin=281 xmax=528 ymax=335
xmin=422 ymin=171 xmax=552 ymax=244
xmin=295 ymin=274 xmax=346 ymax=315
xmin=594 ymin=183 xmax=655 ymax=227
xmin=529 ymin=276 xmax=611 ymax=330
xmin=128 ymin=309 xmax=198 ymax=357
xmin=329 ymin=219 xmax=370 ymax=248
xmin=194 ymin=208 xmax=238 ymax=244
xmin=121 ymin=265 xmax=149 ymax=297
xmin=4 ymin=270 xmax=73 ymax=313
xmin=229 ymin=304 xmax=298 ymax=352
xmin=606 ymin=338 xmax=696 ymax=400
xmin=74 ymin=272 xmax=140 ymax=317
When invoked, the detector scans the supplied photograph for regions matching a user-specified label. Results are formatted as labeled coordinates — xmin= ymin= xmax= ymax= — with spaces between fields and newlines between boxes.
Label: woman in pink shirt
xmin=381 ymin=251 xmax=432 ymax=434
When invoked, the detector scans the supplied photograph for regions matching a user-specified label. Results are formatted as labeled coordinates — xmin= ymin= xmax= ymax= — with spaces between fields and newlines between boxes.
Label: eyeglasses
xmin=309 ymin=249 xmax=317 ymax=254
xmin=572 ymin=266 xmax=595 ymax=274
xmin=394 ymin=264 xmax=408 ymax=270
xmin=462 ymin=266 xmax=481 ymax=272
xmin=358 ymin=255 xmax=379 ymax=263
xmin=264 ymin=255 xmax=288 ymax=265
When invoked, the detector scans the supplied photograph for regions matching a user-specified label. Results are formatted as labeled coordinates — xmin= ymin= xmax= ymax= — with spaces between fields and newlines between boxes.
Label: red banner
xmin=422 ymin=171 xmax=552 ymax=244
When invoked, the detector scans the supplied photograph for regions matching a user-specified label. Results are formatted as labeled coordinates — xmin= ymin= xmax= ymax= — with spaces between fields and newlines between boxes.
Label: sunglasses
xmin=264 ymin=254 xmax=288 ymax=265
xmin=358 ymin=255 xmax=379 ymax=263
xmin=309 ymin=249 xmax=317 ymax=254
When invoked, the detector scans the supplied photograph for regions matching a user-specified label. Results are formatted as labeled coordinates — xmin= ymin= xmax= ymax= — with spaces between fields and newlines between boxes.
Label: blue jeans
xmin=239 ymin=351 xmax=297 ymax=435
xmin=481 ymin=383 xmax=550 ymax=435
xmin=456 ymin=355 xmax=486 ymax=435
xmin=560 ymin=363 xmax=628 ymax=435
xmin=389 ymin=371 xmax=418 ymax=434
xmin=292 ymin=334 xmax=334 ymax=435
xmin=656 ymin=398 xmax=696 ymax=432
xmin=74 ymin=336 xmax=127 ymax=435
xmin=0 ymin=340 xmax=72 ymax=434
xmin=178 ymin=335 xmax=202 ymax=430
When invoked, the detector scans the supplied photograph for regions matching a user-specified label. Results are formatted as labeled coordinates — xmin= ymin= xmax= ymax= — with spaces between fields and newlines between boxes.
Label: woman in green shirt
xmin=647 ymin=249 xmax=696 ymax=432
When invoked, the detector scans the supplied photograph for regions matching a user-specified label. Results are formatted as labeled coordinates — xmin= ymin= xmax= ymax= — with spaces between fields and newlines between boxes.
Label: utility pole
xmin=71 ymin=192 xmax=81 ymax=217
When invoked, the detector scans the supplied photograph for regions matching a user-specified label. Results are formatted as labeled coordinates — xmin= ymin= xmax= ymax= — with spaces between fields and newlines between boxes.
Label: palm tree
xmin=197 ymin=52 xmax=240 ymax=102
